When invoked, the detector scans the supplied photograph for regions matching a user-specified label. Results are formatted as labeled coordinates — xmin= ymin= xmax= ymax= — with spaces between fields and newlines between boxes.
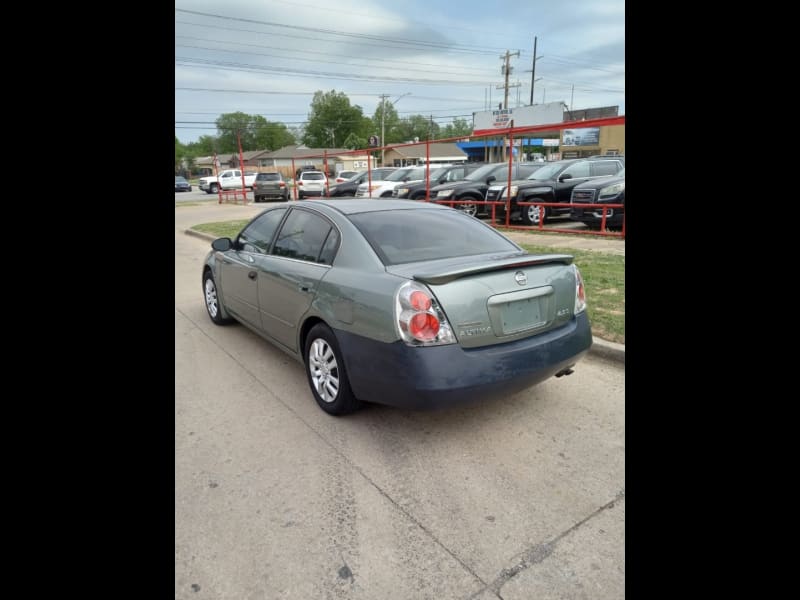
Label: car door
xmin=255 ymin=208 xmax=340 ymax=351
xmin=218 ymin=208 xmax=288 ymax=329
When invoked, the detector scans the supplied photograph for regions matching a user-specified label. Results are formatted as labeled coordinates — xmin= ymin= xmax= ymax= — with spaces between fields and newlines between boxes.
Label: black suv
xmin=253 ymin=172 xmax=289 ymax=202
xmin=428 ymin=162 xmax=544 ymax=217
xmin=570 ymin=167 xmax=625 ymax=229
xmin=392 ymin=163 xmax=485 ymax=200
xmin=489 ymin=156 xmax=625 ymax=225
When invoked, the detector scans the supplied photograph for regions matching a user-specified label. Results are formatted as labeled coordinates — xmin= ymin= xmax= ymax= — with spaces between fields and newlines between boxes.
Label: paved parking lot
xmin=175 ymin=203 xmax=625 ymax=599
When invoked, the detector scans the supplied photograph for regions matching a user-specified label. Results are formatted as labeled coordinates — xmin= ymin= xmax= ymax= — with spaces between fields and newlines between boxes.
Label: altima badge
xmin=515 ymin=271 xmax=527 ymax=286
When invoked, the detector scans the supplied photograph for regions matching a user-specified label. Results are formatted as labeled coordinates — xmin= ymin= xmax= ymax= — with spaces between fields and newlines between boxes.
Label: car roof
xmin=291 ymin=198 xmax=451 ymax=216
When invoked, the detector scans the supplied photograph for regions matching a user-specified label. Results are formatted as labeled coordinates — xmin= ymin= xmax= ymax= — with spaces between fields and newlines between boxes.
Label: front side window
xmin=238 ymin=208 xmax=288 ymax=253
xmin=272 ymin=210 xmax=335 ymax=263
xmin=562 ymin=162 xmax=591 ymax=178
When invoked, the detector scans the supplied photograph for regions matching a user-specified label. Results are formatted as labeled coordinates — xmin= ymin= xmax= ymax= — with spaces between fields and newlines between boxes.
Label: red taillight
xmin=395 ymin=282 xmax=455 ymax=345
xmin=409 ymin=313 xmax=440 ymax=340
xmin=279 ymin=182 xmax=285 ymax=188
xmin=574 ymin=265 xmax=587 ymax=313
xmin=409 ymin=291 xmax=431 ymax=311
xmin=297 ymin=181 xmax=303 ymax=186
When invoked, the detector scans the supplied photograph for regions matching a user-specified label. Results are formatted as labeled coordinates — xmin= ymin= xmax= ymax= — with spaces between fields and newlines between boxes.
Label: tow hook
xmin=555 ymin=366 xmax=575 ymax=377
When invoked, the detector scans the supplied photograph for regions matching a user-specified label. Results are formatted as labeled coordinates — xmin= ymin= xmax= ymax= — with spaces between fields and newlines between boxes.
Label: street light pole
xmin=379 ymin=93 xmax=410 ymax=167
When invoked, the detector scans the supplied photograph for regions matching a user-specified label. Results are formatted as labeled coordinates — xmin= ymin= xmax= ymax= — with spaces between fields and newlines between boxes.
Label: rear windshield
xmin=302 ymin=172 xmax=325 ymax=180
xmin=349 ymin=209 xmax=520 ymax=265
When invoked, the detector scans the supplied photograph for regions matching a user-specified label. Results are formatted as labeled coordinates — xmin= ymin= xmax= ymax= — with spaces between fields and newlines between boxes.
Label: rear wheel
xmin=304 ymin=324 xmax=360 ymax=416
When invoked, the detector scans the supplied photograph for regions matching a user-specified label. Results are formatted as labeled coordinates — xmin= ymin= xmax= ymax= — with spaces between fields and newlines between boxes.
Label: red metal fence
xmin=224 ymin=116 xmax=625 ymax=237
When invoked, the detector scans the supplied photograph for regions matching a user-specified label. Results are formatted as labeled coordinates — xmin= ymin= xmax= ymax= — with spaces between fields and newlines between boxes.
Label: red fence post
xmin=425 ymin=139 xmax=431 ymax=201
xmin=237 ymin=131 xmax=247 ymax=204
xmin=213 ymin=152 xmax=222 ymax=204
xmin=323 ymin=150 xmax=329 ymax=197
xmin=291 ymin=158 xmax=297 ymax=200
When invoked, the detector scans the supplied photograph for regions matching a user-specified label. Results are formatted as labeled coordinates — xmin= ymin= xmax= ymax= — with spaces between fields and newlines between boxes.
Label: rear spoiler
xmin=413 ymin=255 xmax=574 ymax=285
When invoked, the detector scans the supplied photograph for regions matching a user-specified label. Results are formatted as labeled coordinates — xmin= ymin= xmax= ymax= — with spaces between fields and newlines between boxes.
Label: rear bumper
xmin=334 ymin=312 xmax=592 ymax=410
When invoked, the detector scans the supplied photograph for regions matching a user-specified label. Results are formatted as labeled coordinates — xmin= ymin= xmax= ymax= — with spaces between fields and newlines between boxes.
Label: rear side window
xmin=591 ymin=161 xmax=622 ymax=176
xmin=350 ymin=209 xmax=519 ymax=265
xmin=238 ymin=208 xmax=288 ymax=253
xmin=272 ymin=209 xmax=335 ymax=263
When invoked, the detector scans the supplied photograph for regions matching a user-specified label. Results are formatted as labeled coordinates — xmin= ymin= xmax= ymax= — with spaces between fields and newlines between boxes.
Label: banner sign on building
xmin=472 ymin=101 xmax=565 ymax=137
xmin=562 ymin=127 xmax=600 ymax=147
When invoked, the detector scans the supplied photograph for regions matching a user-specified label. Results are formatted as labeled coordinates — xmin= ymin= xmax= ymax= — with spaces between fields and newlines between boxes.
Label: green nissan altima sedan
xmin=202 ymin=199 xmax=592 ymax=415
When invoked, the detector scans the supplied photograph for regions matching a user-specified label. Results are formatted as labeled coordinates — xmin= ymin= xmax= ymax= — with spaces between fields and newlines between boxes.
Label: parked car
xmin=202 ymin=199 xmax=591 ymax=415
xmin=356 ymin=166 xmax=431 ymax=197
xmin=392 ymin=163 xmax=485 ymax=200
xmin=253 ymin=172 xmax=289 ymax=202
xmin=357 ymin=166 xmax=435 ymax=198
xmin=296 ymin=170 xmax=328 ymax=199
xmin=489 ymin=156 xmax=625 ymax=225
xmin=429 ymin=163 xmax=544 ymax=217
xmin=175 ymin=176 xmax=192 ymax=192
xmin=570 ymin=168 xmax=625 ymax=229
xmin=327 ymin=168 xmax=397 ymax=197
xmin=335 ymin=170 xmax=359 ymax=183
xmin=295 ymin=165 xmax=320 ymax=179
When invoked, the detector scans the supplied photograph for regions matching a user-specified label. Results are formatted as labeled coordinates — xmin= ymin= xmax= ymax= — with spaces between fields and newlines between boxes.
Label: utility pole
xmin=497 ymin=50 xmax=520 ymax=161
xmin=498 ymin=50 xmax=520 ymax=109
xmin=379 ymin=94 xmax=389 ymax=167
xmin=378 ymin=93 xmax=410 ymax=167
xmin=570 ymin=84 xmax=574 ymax=110
xmin=530 ymin=36 xmax=538 ymax=105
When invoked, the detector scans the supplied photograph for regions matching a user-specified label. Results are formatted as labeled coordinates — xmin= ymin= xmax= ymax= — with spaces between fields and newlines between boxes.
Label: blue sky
xmin=175 ymin=0 xmax=624 ymax=144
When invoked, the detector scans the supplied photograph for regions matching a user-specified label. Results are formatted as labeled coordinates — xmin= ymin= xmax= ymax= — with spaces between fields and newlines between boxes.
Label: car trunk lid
xmin=386 ymin=254 xmax=579 ymax=348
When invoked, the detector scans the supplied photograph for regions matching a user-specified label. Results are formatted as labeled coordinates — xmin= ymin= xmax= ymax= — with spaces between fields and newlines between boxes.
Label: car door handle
xmin=248 ymin=271 xmax=257 ymax=280
xmin=299 ymin=284 xmax=313 ymax=293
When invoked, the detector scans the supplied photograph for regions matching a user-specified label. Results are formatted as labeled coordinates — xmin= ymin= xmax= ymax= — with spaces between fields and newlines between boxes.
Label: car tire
xmin=254 ymin=195 xmax=262 ymax=203
xmin=304 ymin=323 xmax=360 ymax=416
xmin=522 ymin=201 xmax=547 ymax=226
xmin=210 ymin=183 xmax=219 ymax=194
xmin=458 ymin=201 xmax=478 ymax=217
xmin=203 ymin=270 xmax=233 ymax=326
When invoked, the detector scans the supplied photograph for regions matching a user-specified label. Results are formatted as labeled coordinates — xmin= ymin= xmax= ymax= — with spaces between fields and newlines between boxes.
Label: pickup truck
xmin=199 ymin=169 xmax=258 ymax=194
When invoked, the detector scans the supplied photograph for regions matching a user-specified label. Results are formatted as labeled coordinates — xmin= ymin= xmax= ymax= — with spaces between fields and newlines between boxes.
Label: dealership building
xmin=466 ymin=102 xmax=625 ymax=162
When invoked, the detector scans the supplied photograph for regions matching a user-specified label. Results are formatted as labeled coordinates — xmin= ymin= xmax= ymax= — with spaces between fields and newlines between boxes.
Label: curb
xmin=184 ymin=228 xmax=625 ymax=364
xmin=589 ymin=337 xmax=625 ymax=365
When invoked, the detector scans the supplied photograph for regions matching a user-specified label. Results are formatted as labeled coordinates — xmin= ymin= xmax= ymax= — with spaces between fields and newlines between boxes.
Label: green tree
xmin=175 ymin=136 xmax=185 ymax=173
xmin=303 ymin=90 xmax=368 ymax=148
xmin=440 ymin=118 xmax=472 ymax=139
xmin=186 ymin=135 xmax=218 ymax=156
xmin=394 ymin=114 xmax=440 ymax=143
xmin=371 ymin=102 xmax=401 ymax=144
xmin=215 ymin=112 xmax=255 ymax=152
xmin=252 ymin=115 xmax=296 ymax=151
xmin=342 ymin=132 xmax=366 ymax=150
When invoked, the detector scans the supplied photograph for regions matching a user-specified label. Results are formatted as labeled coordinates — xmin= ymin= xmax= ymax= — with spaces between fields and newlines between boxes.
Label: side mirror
xmin=486 ymin=175 xmax=496 ymax=184
xmin=559 ymin=174 xmax=572 ymax=181
xmin=211 ymin=237 xmax=233 ymax=251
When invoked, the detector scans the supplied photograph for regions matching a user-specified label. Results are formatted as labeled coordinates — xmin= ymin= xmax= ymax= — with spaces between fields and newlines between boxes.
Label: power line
xmin=175 ymin=44 xmax=496 ymax=78
xmin=175 ymin=9 xmax=506 ymax=55
xmin=175 ymin=57 xmax=490 ymax=85
xmin=175 ymin=36 xmax=489 ymax=75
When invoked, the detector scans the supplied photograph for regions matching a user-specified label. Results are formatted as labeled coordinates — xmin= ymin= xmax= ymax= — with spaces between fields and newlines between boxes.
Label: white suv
xmin=296 ymin=170 xmax=328 ymax=199
xmin=356 ymin=166 xmax=445 ymax=198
